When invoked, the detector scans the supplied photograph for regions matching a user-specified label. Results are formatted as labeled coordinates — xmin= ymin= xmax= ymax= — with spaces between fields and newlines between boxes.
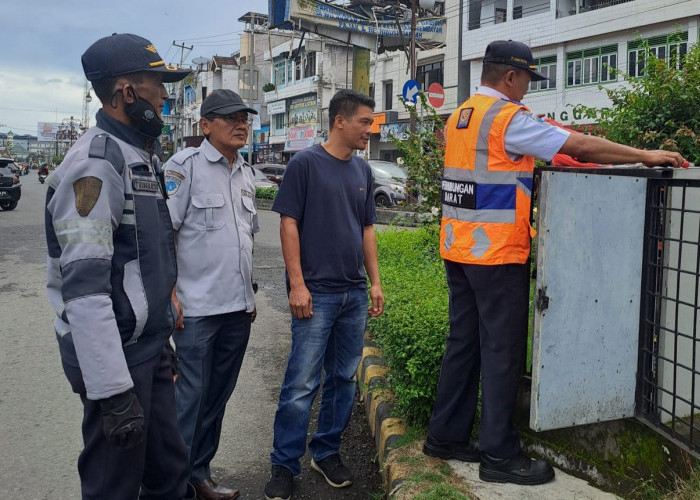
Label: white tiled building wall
xmin=463 ymin=0 xmax=700 ymax=124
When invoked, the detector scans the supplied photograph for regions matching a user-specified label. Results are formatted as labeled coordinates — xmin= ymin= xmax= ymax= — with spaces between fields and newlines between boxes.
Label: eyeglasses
xmin=209 ymin=113 xmax=249 ymax=125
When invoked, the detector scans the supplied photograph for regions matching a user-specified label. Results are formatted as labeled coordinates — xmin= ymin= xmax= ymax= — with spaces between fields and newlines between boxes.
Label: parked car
xmin=256 ymin=163 xmax=286 ymax=185
xmin=368 ymin=160 xmax=408 ymax=207
xmin=0 ymin=158 xmax=22 ymax=211
xmin=253 ymin=167 xmax=279 ymax=189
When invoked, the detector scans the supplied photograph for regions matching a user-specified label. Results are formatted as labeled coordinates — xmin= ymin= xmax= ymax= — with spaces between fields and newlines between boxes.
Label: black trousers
xmin=63 ymin=348 xmax=191 ymax=500
xmin=428 ymin=260 xmax=529 ymax=459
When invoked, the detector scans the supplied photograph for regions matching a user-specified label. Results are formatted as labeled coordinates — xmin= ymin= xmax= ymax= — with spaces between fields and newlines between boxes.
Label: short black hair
xmin=481 ymin=62 xmax=521 ymax=86
xmin=92 ymin=72 xmax=145 ymax=103
xmin=328 ymin=89 xmax=375 ymax=129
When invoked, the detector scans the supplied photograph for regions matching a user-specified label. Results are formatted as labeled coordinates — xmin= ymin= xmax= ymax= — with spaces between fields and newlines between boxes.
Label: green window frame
xmin=528 ymin=56 xmax=557 ymax=92
xmin=566 ymin=44 xmax=618 ymax=88
xmin=627 ymin=32 xmax=688 ymax=77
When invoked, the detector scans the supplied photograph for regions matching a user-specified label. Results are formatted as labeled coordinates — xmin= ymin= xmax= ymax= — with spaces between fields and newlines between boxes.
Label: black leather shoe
xmin=422 ymin=434 xmax=480 ymax=462
xmin=192 ymin=478 xmax=240 ymax=500
xmin=479 ymin=450 xmax=555 ymax=485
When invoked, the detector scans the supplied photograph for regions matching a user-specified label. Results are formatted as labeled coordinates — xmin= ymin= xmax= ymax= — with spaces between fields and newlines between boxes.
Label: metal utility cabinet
xmin=530 ymin=165 xmax=700 ymax=457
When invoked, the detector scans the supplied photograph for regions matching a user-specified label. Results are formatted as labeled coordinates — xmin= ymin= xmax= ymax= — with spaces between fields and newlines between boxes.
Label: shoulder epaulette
xmin=88 ymin=134 xmax=125 ymax=175
xmin=168 ymin=147 xmax=198 ymax=166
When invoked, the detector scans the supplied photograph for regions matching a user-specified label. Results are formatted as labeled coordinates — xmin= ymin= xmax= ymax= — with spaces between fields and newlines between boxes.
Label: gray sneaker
xmin=310 ymin=454 xmax=353 ymax=488
xmin=264 ymin=465 xmax=293 ymax=500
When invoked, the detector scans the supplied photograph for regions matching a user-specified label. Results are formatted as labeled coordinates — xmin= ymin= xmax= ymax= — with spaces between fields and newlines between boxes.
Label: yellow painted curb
xmin=368 ymin=389 xmax=394 ymax=437
xmin=363 ymin=346 xmax=382 ymax=359
xmin=379 ymin=417 xmax=406 ymax=461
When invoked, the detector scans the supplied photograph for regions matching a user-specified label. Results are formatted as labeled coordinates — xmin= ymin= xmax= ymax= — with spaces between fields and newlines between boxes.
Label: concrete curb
xmin=356 ymin=333 xmax=409 ymax=498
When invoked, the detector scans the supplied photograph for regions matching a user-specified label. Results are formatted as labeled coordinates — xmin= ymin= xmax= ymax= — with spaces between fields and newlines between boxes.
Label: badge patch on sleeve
xmin=457 ymin=108 xmax=474 ymax=129
xmin=164 ymin=170 xmax=184 ymax=196
xmin=73 ymin=176 xmax=103 ymax=217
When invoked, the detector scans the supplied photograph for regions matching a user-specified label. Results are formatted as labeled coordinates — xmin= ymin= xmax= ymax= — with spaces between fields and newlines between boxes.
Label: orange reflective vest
xmin=440 ymin=94 xmax=535 ymax=265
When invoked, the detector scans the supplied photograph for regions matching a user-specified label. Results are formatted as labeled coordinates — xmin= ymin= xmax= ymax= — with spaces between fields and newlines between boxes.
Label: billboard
xmin=288 ymin=95 xmax=317 ymax=127
xmin=37 ymin=122 xmax=61 ymax=142
xmin=270 ymin=0 xmax=446 ymax=51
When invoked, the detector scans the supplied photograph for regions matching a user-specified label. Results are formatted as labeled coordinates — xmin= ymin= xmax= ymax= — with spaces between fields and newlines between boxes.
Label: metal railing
xmin=638 ymin=178 xmax=700 ymax=458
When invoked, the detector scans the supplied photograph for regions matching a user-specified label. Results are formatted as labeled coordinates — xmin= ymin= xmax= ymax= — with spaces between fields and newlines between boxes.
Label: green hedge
xmin=368 ymin=225 xmax=449 ymax=426
xmin=255 ymin=187 xmax=278 ymax=200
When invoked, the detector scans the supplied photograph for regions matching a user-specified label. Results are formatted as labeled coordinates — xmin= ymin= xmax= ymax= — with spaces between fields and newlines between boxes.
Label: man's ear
xmin=199 ymin=118 xmax=211 ymax=135
xmin=116 ymin=78 xmax=136 ymax=104
xmin=504 ymin=69 xmax=517 ymax=87
xmin=334 ymin=114 xmax=345 ymax=130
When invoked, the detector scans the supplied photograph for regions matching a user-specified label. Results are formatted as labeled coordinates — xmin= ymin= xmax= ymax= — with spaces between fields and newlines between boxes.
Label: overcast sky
xmin=0 ymin=0 xmax=269 ymax=136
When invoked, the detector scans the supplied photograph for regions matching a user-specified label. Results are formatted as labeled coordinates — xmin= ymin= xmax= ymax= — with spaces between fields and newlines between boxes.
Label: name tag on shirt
xmin=133 ymin=179 xmax=160 ymax=193
xmin=241 ymin=189 xmax=254 ymax=199
xmin=441 ymin=179 xmax=476 ymax=209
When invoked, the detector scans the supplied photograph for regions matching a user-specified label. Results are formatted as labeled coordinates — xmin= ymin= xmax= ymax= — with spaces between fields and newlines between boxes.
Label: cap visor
xmin=527 ymin=69 xmax=549 ymax=81
xmin=214 ymin=104 xmax=259 ymax=115
xmin=150 ymin=66 xmax=192 ymax=83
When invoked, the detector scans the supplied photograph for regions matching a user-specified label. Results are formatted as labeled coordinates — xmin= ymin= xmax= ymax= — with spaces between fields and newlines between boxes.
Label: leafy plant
xmin=575 ymin=38 xmax=700 ymax=164
xmin=262 ymin=82 xmax=276 ymax=92
xmin=255 ymin=186 xmax=278 ymax=199
xmin=389 ymin=91 xmax=445 ymax=214
xmin=368 ymin=225 xmax=449 ymax=425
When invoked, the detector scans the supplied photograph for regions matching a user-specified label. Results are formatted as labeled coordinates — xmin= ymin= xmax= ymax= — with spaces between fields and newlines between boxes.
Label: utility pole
xmin=409 ymin=0 xmax=417 ymax=134
xmin=172 ymin=41 xmax=193 ymax=151
xmin=247 ymin=13 xmax=256 ymax=165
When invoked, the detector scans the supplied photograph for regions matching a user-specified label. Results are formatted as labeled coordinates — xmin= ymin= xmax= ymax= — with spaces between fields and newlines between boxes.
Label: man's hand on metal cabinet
xmin=99 ymin=389 xmax=144 ymax=449
xmin=171 ymin=288 xmax=184 ymax=329
xmin=368 ymin=283 xmax=385 ymax=318
xmin=289 ymin=284 xmax=313 ymax=319
xmin=642 ymin=150 xmax=686 ymax=168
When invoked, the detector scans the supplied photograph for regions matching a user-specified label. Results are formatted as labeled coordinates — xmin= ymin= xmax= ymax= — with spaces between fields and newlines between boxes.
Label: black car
xmin=0 ymin=158 xmax=21 ymax=211
xmin=368 ymin=160 xmax=408 ymax=207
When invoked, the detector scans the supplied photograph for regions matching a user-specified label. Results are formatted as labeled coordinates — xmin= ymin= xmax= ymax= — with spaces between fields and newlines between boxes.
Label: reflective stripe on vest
xmin=440 ymin=95 xmax=535 ymax=265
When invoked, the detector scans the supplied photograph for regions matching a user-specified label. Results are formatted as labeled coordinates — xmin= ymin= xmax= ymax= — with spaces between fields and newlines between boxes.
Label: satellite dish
xmin=418 ymin=0 xmax=434 ymax=9
xmin=192 ymin=57 xmax=211 ymax=66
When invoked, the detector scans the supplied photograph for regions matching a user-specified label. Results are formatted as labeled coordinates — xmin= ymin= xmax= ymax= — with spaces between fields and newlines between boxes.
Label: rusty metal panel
xmin=530 ymin=170 xmax=646 ymax=431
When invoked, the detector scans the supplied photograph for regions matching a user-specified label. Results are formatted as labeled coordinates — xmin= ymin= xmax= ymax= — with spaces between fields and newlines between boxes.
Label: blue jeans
xmin=174 ymin=311 xmax=251 ymax=482
xmin=270 ymin=289 xmax=368 ymax=475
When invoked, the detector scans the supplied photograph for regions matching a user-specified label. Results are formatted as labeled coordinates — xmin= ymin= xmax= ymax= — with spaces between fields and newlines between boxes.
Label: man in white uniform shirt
xmin=164 ymin=89 xmax=259 ymax=500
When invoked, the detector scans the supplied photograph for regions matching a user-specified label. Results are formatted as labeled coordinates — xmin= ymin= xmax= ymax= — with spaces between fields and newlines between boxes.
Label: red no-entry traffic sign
xmin=428 ymin=82 xmax=444 ymax=108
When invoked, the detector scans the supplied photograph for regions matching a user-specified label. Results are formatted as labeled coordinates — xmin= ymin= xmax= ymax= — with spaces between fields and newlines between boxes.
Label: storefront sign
xmin=380 ymin=123 xmax=409 ymax=142
xmin=268 ymin=100 xmax=286 ymax=115
xmin=289 ymin=95 xmax=317 ymax=127
xmin=285 ymin=125 xmax=316 ymax=151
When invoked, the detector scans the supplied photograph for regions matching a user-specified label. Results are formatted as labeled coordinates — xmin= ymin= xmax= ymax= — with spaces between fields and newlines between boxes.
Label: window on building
xmin=295 ymin=56 xmax=302 ymax=81
xmin=384 ymin=81 xmax=393 ymax=110
xmin=416 ymin=60 xmax=444 ymax=90
xmin=202 ymin=86 xmax=208 ymax=101
xmin=274 ymin=113 xmax=285 ymax=132
xmin=495 ymin=8 xmax=507 ymax=23
xmin=627 ymin=33 xmax=688 ymax=78
xmin=274 ymin=61 xmax=287 ymax=87
xmin=566 ymin=45 xmax=617 ymax=87
xmin=369 ymin=83 xmax=375 ymax=100
xmin=513 ymin=6 xmax=523 ymax=19
xmin=304 ymin=52 xmax=316 ymax=78
xmin=529 ymin=56 xmax=557 ymax=92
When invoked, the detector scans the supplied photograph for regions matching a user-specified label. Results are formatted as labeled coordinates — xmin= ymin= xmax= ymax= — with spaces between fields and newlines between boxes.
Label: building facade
xmin=461 ymin=0 xmax=700 ymax=124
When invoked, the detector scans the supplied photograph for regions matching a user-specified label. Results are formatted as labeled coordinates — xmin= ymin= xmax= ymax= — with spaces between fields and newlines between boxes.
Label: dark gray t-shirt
xmin=272 ymin=144 xmax=377 ymax=293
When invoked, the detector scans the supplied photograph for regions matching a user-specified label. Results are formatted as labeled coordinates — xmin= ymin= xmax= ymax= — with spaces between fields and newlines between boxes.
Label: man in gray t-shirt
xmin=265 ymin=90 xmax=385 ymax=500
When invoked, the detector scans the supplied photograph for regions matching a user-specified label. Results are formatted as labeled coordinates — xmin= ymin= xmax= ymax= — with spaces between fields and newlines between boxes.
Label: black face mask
xmin=123 ymin=88 xmax=164 ymax=138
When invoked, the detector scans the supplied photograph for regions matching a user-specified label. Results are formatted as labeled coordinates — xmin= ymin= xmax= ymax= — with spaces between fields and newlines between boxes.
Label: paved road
xmin=0 ymin=175 xmax=380 ymax=499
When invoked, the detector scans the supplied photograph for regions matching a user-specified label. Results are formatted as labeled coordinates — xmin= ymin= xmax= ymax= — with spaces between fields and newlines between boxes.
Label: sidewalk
xmin=448 ymin=460 xmax=621 ymax=500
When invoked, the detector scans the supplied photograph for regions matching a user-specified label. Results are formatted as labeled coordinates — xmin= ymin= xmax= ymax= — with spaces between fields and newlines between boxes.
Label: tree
xmin=577 ymin=39 xmax=700 ymax=164
xmin=389 ymin=91 xmax=445 ymax=213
